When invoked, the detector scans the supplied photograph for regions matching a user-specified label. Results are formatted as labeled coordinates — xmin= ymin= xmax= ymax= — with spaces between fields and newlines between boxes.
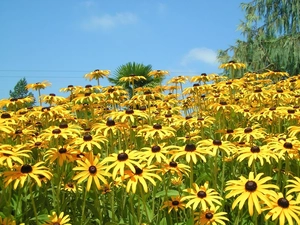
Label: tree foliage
xmin=9 ymin=78 xmax=35 ymax=107
xmin=218 ymin=0 xmax=300 ymax=75
xmin=108 ymin=62 xmax=163 ymax=97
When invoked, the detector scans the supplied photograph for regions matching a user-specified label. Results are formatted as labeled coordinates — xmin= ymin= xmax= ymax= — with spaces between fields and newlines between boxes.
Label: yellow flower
xmin=3 ymin=162 xmax=52 ymax=189
xmin=264 ymin=192 xmax=300 ymax=225
xmin=225 ymin=172 xmax=279 ymax=216
xmin=159 ymin=159 xmax=190 ymax=177
xmin=73 ymin=151 xmax=110 ymax=191
xmin=73 ymin=133 xmax=107 ymax=152
xmin=26 ymin=80 xmax=51 ymax=91
xmin=43 ymin=212 xmax=71 ymax=225
xmin=161 ymin=196 xmax=186 ymax=213
xmin=237 ymin=145 xmax=278 ymax=167
xmin=233 ymin=124 xmax=267 ymax=143
xmin=102 ymin=150 xmax=142 ymax=179
xmin=0 ymin=144 xmax=31 ymax=168
xmin=198 ymin=139 xmax=236 ymax=156
xmin=182 ymin=182 xmax=222 ymax=211
xmin=122 ymin=164 xmax=161 ymax=193
xmin=45 ymin=145 xmax=80 ymax=166
xmin=194 ymin=206 xmax=229 ymax=225
xmin=219 ymin=60 xmax=246 ymax=70
xmin=148 ymin=69 xmax=169 ymax=78
xmin=138 ymin=124 xmax=176 ymax=141
xmin=171 ymin=143 xmax=209 ymax=164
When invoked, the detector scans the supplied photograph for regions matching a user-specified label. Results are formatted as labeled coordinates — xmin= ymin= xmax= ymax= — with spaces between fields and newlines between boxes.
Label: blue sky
xmin=0 ymin=0 xmax=245 ymax=99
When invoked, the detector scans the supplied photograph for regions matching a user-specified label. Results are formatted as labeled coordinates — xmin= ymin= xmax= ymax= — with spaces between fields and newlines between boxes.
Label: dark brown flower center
xmin=220 ymin=101 xmax=227 ymax=105
xmin=135 ymin=166 xmax=143 ymax=175
xmin=277 ymin=197 xmax=289 ymax=208
xmin=151 ymin=145 xmax=161 ymax=153
xmin=185 ymin=144 xmax=196 ymax=152
xmin=197 ymin=191 xmax=207 ymax=198
xmin=15 ymin=129 xmax=23 ymax=135
xmin=169 ymin=161 xmax=177 ymax=167
xmin=83 ymin=134 xmax=93 ymax=141
xmin=284 ymin=142 xmax=293 ymax=149
xmin=59 ymin=123 xmax=68 ymax=129
xmin=117 ymin=152 xmax=128 ymax=161
xmin=59 ymin=148 xmax=67 ymax=154
xmin=53 ymin=222 xmax=60 ymax=225
xmin=172 ymin=200 xmax=180 ymax=206
xmin=153 ymin=124 xmax=162 ymax=129
xmin=288 ymin=109 xmax=295 ymax=114
xmin=49 ymin=93 xmax=56 ymax=96
xmin=245 ymin=181 xmax=257 ymax=192
xmin=213 ymin=140 xmax=222 ymax=146
xmin=205 ymin=212 xmax=213 ymax=220
xmin=85 ymin=84 xmax=92 ymax=88
xmin=254 ymin=88 xmax=262 ymax=93
xmin=67 ymin=183 xmax=74 ymax=188
xmin=35 ymin=142 xmax=42 ymax=146
xmin=1 ymin=113 xmax=11 ymax=119
xmin=125 ymin=109 xmax=134 ymax=114
xmin=89 ymin=166 xmax=97 ymax=174
xmin=106 ymin=119 xmax=115 ymax=126
xmin=250 ymin=146 xmax=260 ymax=153
xmin=244 ymin=127 xmax=253 ymax=133
xmin=52 ymin=129 xmax=62 ymax=134
xmin=226 ymin=129 xmax=234 ymax=133
xmin=21 ymin=164 xmax=33 ymax=173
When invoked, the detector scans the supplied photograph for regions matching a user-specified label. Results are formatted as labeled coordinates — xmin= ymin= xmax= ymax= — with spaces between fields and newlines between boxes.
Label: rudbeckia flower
xmin=236 ymin=145 xmax=278 ymax=167
xmin=45 ymin=145 xmax=80 ymax=166
xmin=102 ymin=150 xmax=142 ymax=179
xmin=225 ymin=172 xmax=279 ymax=216
xmin=73 ymin=133 xmax=107 ymax=152
xmin=122 ymin=164 xmax=161 ymax=193
xmin=3 ymin=162 xmax=52 ymax=189
xmin=73 ymin=151 xmax=110 ymax=191
xmin=43 ymin=212 xmax=71 ymax=225
xmin=141 ymin=144 xmax=177 ymax=166
xmin=198 ymin=139 xmax=236 ymax=156
xmin=159 ymin=159 xmax=190 ymax=177
xmin=263 ymin=192 xmax=300 ymax=225
xmin=0 ymin=144 xmax=31 ymax=168
xmin=233 ymin=124 xmax=267 ymax=143
xmin=138 ymin=124 xmax=176 ymax=141
xmin=171 ymin=143 xmax=209 ymax=164
xmin=182 ymin=182 xmax=222 ymax=211
xmin=194 ymin=206 xmax=229 ymax=225
xmin=161 ymin=196 xmax=186 ymax=213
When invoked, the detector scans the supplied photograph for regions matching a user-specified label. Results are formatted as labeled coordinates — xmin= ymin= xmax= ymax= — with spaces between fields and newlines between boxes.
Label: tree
xmin=9 ymin=78 xmax=35 ymax=107
xmin=108 ymin=62 xmax=163 ymax=98
xmin=218 ymin=0 xmax=300 ymax=75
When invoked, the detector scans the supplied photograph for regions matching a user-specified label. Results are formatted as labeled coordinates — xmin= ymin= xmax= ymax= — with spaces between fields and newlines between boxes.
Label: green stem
xmin=29 ymin=184 xmax=38 ymax=225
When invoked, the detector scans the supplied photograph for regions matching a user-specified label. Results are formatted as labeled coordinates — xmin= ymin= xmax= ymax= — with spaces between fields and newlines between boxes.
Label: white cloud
xmin=181 ymin=48 xmax=218 ymax=65
xmin=82 ymin=12 xmax=138 ymax=30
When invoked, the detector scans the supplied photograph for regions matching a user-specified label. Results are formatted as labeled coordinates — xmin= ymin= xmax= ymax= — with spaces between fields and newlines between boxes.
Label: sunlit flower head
xmin=43 ymin=212 xmax=71 ymax=225
xmin=122 ymin=164 xmax=161 ymax=193
xmin=264 ymin=192 xmax=300 ymax=225
xmin=102 ymin=150 xmax=142 ymax=179
xmin=73 ymin=151 xmax=110 ymax=191
xmin=161 ymin=196 xmax=186 ymax=214
xmin=225 ymin=172 xmax=279 ymax=216
xmin=182 ymin=182 xmax=223 ymax=211
xmin=3 ymin=162 xmax=52 ymax=189
xmin=194 ymin=206 xmax=229 ymax=225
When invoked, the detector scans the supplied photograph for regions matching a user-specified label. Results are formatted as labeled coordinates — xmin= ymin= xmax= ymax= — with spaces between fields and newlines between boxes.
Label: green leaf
xmin=155 ymin=189 xmax=179 ymax=198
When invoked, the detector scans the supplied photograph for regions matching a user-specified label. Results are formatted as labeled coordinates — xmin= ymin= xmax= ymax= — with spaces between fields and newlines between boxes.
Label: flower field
xmin=1 ymin=64 xmax=300 ymax=225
